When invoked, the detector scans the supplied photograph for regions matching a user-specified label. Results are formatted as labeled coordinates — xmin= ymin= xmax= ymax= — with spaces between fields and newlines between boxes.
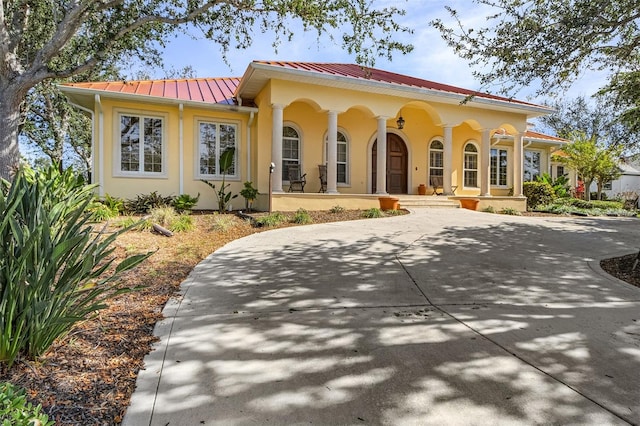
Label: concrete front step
xmin=395 ymin=195 xmax=460 ymax=209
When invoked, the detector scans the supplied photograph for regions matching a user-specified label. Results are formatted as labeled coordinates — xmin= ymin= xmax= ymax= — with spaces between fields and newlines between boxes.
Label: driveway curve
xmin=124 ymin=208 xmax=640 ymax=425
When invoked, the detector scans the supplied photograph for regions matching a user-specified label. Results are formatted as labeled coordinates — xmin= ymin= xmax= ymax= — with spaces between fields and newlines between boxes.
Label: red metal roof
xmin=253 ymin=61 xmax=542 ymax=108
xmin=63 ymin=77 xmax=240 ymax=105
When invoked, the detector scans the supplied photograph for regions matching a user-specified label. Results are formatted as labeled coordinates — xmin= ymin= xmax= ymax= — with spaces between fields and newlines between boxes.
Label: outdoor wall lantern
xmin=396 ymin=113 xmax=405 ymax=130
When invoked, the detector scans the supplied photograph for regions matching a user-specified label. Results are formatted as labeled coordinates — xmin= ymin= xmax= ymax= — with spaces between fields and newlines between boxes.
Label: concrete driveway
xmin=123 ymin=209 xmax=640 ymax=425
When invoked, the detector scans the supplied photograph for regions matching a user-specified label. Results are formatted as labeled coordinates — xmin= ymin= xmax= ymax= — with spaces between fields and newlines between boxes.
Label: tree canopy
xmin=537 ymin=96 xmax=640 ymax=152
xmin=0 ymin=0 xmax=413 ymax=180
xmin=432 ymin=0 xmax=640 ymax=139
xmin=432 ymin=0 xmax=639 ymax=96
xmin=554 ymin=131 xmax=622 ymax=200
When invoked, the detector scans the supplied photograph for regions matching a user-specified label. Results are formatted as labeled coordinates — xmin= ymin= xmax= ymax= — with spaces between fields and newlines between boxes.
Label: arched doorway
xmin=372 ymin=133 xmax=408 ymax=194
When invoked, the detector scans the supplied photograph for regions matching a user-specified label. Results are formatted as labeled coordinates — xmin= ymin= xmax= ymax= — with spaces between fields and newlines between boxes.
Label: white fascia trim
xmin=59 ymin=86 xmax=259 ymax=114
xmin=246 ymin=62 xmax=555 ymax=116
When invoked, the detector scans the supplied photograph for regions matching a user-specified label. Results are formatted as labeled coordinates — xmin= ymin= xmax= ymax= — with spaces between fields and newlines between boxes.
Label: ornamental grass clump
xmin=0 ymin=166 xmax=150 ymax=367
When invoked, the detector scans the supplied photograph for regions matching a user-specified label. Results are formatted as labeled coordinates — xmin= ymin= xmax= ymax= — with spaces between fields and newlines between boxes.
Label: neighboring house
xmin=60 ymin=61 xmax=565 ymax=211
xmin=589 ymin=157 xmax=640 ymax=200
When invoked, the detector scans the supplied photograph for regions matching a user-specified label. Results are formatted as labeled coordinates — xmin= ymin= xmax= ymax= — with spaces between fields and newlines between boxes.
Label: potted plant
xmin=240 ymin=181 xmax=259 ymax=212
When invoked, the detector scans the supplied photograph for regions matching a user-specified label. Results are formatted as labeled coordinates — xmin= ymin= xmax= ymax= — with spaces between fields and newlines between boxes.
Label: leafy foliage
xmin=254 ymin=212 xmax=287 ymax=227
xmin=482 ymin=206 xmax=496 ymax=213
xmin=201 ymin=147 xmax=238 ymax=213
xmin=291 ymin=208 xmax=313 ymax=224
xmin=537 ymin=97 xmax=640 ymax=153
xmin=239 ymin=181 xmax=258 ymax=212
xmin=148 ymin=207 xmax=193 ymax=233
xmin=125 ymin=192 xmax=175 ymax=214
xmin=169 ymin=215 xmax=194 ymax=233
xmin=0 ymin=382 xmax=53 ymax=426
xmin=362 ymin=208 xmax=384 ymax=218
xmin=535 ymin=173 xmax=570 ymax=198
xmin=172 ymin=193 xmax=200 ymax=213
xmin=553 ymin=132 xmax=622 ymax=201
xmin=535 ymin=198 xmax=634 ymax=216
xmin=500 ymin=207 xmax=521 ymax=216
xmin=0 ymin=165 xmax=150 ymax=366
xmin=523 ymin=181 xmax=555 ymax=210
xmin=432 ymin=1 xmax=640 ymax=145
xmin=432 ymin=1 xmax=640 ymax=96
xmin=330 ymin=205 xmax=345 ymax=213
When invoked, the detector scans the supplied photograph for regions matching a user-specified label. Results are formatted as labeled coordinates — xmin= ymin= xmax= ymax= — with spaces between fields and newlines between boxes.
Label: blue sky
xmin=153 ymin=0 xmax=605 ymax=106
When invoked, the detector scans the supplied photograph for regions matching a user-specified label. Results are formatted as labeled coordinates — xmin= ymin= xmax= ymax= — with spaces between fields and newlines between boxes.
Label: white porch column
xmin=513 ymin=133 xmax=524 ymax=196
xmin=376 ymin=116 xmax=388 ymax=194
xmin=326 ymin=110 xmax=339 ymax=194
xmin=443 ymin=125 xmax=454 ymax=194
xmin=271 ymin=103 xmax=284 ymax=193
xmin=481 ymin=129 xmax=491 ymax=196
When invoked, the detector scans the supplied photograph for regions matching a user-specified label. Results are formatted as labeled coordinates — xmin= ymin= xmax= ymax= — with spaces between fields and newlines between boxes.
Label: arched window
xmin=429 ymin=139 xmax=444 ymax=184
xmin=282 ymin=126 xmax=300 ymax=181
xmin=325 ymin=130 xmax=349 ymax=184
xmin=463 ymin=142 xmax=478 ymax=187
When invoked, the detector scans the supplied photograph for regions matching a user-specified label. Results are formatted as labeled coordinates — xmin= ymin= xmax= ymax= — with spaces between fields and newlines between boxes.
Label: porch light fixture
xmin=396 ymin=114 xmax=405 ymax=130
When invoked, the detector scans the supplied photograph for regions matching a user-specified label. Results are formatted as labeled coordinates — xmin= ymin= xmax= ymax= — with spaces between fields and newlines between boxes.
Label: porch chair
xmin=287 ymin=164 xmax=307 ymax=192
xmin=318 ymin=164 xmax=327 ymax=193
xmin=430 ymin=175 xmax=457 ymax=195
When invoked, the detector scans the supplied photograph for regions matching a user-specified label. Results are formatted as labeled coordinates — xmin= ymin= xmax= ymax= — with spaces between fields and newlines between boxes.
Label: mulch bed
xmin=600 ymin=252 xmax=640 ymax=289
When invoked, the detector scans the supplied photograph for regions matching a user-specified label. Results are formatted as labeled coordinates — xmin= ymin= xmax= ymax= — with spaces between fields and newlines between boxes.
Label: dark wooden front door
xmin=372 ymin=134 xmax=408 ymax=194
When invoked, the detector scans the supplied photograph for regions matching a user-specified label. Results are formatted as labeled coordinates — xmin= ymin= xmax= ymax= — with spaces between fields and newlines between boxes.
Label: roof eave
xmin=58 ymin=85 xmax=259 ymax=113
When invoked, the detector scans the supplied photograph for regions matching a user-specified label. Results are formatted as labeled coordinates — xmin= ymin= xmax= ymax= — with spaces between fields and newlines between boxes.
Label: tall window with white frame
xmin=463 ymin=142 xmax=478 ymax=187
xmin=119 ymin=114 xmax=163 ymax=174
xmin=197 ymin=121 xmax=238 ymax=178
xmin=282 ymin=126 xmax=300 ymax=181
xmin=524 ymin=150 xmax=541 ymax=182
xmin=429 ymin=140 xmax=444 ymax=185
xmin=325 ymin=131 xmax=349 ymax=184
xmin=490 ymin=148 xmax=508 ymax=186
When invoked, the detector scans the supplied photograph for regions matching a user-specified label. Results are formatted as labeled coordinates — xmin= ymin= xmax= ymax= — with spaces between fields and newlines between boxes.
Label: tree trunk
xmin=585 ymin=179 xmax=594 ymax=201
xmin=0 ymin=87 xmax=23 ymax=181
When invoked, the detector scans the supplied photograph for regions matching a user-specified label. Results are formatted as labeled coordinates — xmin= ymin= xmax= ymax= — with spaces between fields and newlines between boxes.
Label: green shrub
xmin=255 ymin=212 xmax=287 ymax=227
xmin=536 ymin=173 xmax=570 ymax=198
xmin=239 ymin=182 xmax=259 ymax=211
xmin=0 ymin=165 xmax=151 ymax=366
xmin=211 ymin=213 xmax=236 ymax=232
xmin=150 ymin=207 xmax=178 ymax=227
xmin=291 ymin=208 xmax=313 ymax=224
xmin=523 ymin=181 xmax=555 ymax=210
xmin=170 ymin=215 xmax=194 ymax=232
xmin=89 ymin=201 xmax=117 ymax=222
xmin=384 ymin=209 xmax=404 ymax=216
xmin=500 ymin=207 xmax=522 ymax=216
xmin=148 ymin=207 xmax=194 ymax=233
xmin=362 ymin=208 xmax=384 ymax=218
xmin=330 ymin=205 xmax=345 ymax=214
xmin=172 ymin=193 xmax=200 ymax=213
xmin=482 ymin=206 xmax=496 ymax=213
xmin=0 ymin=382 xmax=53 ymax=426
xmin=102 ymin=194 xmax=125 ymax=214
xmin=567 ymin=198 xmax=623 ymax=210
xmin=124 ymin=191 xmax=174 ymax=214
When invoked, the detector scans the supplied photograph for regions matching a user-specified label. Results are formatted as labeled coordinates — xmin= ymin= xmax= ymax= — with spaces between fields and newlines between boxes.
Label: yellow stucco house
xmin=60 ymin=61 xmax=567 ymax=211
